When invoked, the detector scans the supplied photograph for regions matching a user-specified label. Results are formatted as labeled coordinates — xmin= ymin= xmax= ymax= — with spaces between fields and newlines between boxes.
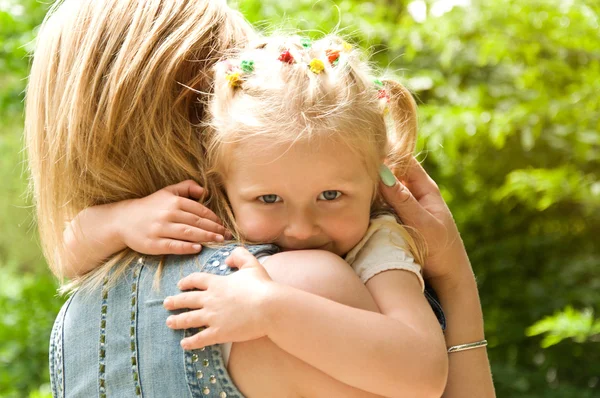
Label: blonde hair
xmin=25 ymin=0 xmax=255 ymax=287
xmin=201 ymin=35 xmax=426 ymax=263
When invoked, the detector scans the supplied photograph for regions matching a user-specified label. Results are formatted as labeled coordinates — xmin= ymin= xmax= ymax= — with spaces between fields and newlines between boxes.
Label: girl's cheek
xmin=237 ymin=210 xmax=281 ymax=242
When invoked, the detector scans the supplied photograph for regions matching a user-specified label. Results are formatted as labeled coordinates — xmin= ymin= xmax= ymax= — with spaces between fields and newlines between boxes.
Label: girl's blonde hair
xmin=201 ymin=35 xmax=426 ymax=263
xmin=25 ymin=0 xmax=255 ymax=287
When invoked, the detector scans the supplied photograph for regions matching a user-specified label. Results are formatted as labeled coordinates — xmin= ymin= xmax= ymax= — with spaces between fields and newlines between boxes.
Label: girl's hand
xmin=163 ymin=247 xmax=275 ymax=350
xmin=379 ymin=158 xmax=470 ymax=282
xmin=116 ymin=180 xmax=230 ymax=255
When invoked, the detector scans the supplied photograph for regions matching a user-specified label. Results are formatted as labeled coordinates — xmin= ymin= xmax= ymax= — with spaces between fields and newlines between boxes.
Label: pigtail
xmin=382 ymin=80 xmax=418 ymax=177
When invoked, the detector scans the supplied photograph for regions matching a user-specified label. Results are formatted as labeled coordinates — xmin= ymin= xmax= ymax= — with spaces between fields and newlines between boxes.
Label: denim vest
xmin=50 ymin=244 xmax=445 ymax=397
xmin=49 ymin=244 xmax=279 ymax=398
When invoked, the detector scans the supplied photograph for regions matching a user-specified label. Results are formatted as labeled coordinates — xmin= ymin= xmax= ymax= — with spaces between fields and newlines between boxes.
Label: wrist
xmin=259 ymin=281 xmax=288 ymax=339
xmin=426 ymin=250 xmax=475 ymax=293
xmin=105 ymin=201 xmax=129 ymax=252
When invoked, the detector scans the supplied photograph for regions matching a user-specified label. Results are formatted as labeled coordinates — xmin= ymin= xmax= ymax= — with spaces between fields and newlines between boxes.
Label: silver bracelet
xmin=447 ymin=339 xmax=488 ymax=353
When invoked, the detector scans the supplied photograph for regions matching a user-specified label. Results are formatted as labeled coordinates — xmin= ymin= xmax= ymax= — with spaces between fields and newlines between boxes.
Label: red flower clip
xmin=278 ymin=50 xmax=295 ymax=64
xmin=326 ymin=49 xmax=340 ymax=65
xmin=378 ymin=89 xmax=390 ymax=101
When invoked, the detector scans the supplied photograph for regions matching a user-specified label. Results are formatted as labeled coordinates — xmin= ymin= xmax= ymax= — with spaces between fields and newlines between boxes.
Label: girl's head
xmin=26 ymin=0 xmax=255 ymax=278
xmin=204 ymin=35 xmax=419 ymax=255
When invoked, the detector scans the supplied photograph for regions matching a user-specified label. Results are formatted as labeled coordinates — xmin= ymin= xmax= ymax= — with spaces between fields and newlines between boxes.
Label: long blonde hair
xmin=25 ymin=0 xmax=255 ymax=285
xmin=201 ymin=35 xmax=426 ymax=263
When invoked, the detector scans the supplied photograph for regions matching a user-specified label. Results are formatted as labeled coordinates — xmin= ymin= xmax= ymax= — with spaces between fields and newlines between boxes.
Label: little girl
xmin=63 ymin=35 xmax=447 ymax=396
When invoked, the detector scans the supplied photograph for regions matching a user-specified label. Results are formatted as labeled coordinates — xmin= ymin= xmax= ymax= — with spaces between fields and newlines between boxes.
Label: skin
xmin=61 ymin=156 xmax=495 ymax=397
xmin=225 ymin=138 xmax=374 ymax=256
xmin=164 ymin=140 xmax=448 ymax=397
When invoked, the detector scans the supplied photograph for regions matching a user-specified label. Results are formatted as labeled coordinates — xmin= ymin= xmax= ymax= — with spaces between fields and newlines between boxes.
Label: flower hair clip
xmin=225 ymin=59 xmax=254 ymax=88
xmin=278 ymin=50 xmax=295 ymax=64
xmin=309 ymin=58 xmax=325 ymax=74
xmin=374 ymin=79 xmax=390 ymax=114
xmin=326 ymin=49 xmax=340 ymax=66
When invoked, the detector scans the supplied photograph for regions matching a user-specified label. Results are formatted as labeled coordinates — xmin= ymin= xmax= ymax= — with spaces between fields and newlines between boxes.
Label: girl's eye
xmin=318 ymin=190 xmax=342 ymax=201
xmin=258 ymin=194 xmax=282 ymax=204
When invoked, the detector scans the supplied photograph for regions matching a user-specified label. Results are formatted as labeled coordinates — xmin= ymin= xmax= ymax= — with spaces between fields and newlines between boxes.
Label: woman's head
xmin=202 ymin=35 xmax=419 ymax=255
xmin=26 ymin=0 xmax=255 ymax=278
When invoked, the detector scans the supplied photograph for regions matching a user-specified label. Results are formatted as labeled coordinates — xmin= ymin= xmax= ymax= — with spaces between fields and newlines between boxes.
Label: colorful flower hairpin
xmin=301 ymin=37 xmax=312 ymax=49
xmin=326 ymin=49 xmax=340 ymax=66
xmin=240 ymin=60 xmax=255 ymax=73
xmin=226 ymin=70 xmax=243 ymax=88
xmin=374 ymin=79 xmax=390 ymax=114
xmin=225 ymin=59 xmax=254 ymax=88
xmin=309 ymin=58 xmax=325 ymax=74
xmin=278 ymin=50 xmax=295 ymax=64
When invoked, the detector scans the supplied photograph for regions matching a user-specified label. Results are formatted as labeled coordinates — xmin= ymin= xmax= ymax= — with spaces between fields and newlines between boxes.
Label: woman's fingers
xmin=379 ymin=179 xmax=432 ymax=230
xmin=398 ymin=157 xmax=440 ymax=201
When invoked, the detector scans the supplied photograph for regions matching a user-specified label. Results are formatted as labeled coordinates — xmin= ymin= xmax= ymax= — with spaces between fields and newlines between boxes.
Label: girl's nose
xmin=284 ymin=211 xmax=320 ymax=241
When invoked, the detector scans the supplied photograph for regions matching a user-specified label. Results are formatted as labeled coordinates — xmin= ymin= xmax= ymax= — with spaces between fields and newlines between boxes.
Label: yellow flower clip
xmin=226 ymin=71 xmax=242 ymax=88
xmin=309 ymin=58 xmax=325 ymax=74
xmin=341 ymin=41 xmax=352 ymax=52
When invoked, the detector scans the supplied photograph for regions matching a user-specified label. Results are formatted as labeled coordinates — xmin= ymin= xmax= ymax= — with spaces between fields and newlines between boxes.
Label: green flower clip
xmin=300 ymin=37 xmax=312 ymax=49
xmin=240 ymin=60 xmax=255 ymax=73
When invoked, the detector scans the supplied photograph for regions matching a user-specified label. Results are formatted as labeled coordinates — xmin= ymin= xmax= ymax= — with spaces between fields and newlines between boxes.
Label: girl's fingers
xmin=177 ymin=272 xmax=214 ymax=291
xmin=178 ymin=197 xmax=222 ymax=225
xmin=164 ymin=180 xmax=206 ymax=200
xmin=180 ymin=328 xmax=217 ymax=350
xmin=165 ymin=309 xmax=206 ymax=330
xmin=225 ymin=247 xmax=259 ymax=269
xmin=162 ymin=221 xmax=224 ymax=243
xmin=163 ymin=291 xmax=205 ymax=311
xmin=154 ymin=238 xmax=202 ymax=255
xmin=171 ymin=211 xmax=227 ymax=238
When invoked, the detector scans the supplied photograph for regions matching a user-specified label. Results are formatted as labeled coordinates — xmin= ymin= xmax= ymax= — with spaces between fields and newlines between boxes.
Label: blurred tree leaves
xmin=1 ymin=0 xmax=598 ymax=396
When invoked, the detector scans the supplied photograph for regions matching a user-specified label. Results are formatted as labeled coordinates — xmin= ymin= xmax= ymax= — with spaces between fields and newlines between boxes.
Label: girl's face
xmin=225 ymin=139 xmax=375 ymax=256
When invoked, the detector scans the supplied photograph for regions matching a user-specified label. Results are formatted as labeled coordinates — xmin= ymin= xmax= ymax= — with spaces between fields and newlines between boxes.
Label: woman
xmin=26 ymin=0 xmax=494 ymax=396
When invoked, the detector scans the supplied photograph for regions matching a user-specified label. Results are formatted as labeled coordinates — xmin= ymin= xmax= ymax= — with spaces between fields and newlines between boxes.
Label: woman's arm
xmin=380 ymin=158 xmax=496 ymax=397
xmin=60 ymin=180 xmax=227 ymax=278
xmin=166 ymin=249 xmax=448 ymax=398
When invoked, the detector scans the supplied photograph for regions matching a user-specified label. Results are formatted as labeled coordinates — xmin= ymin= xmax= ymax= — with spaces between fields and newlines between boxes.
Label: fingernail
xmin=379 ymin=164 xmax=397 ymax=187
xmin=215 ymin=235 xmax=224 ymax=242
xmin=166 ymin=316 xmax=174 ymax=327
xmin=193 ymin=244 xmax=202 ymax=251
xmin=163 ymin=297 xmax=172 ymax=307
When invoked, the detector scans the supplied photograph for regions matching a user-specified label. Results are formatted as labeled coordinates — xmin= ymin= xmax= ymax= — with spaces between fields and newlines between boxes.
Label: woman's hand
xmin=163 ymin=247 xmax=275 ymax=350
xmin=379 ymin=158 xmax=470 ymax=282
xmin=115 ymin=180 xmax=229 ymax=255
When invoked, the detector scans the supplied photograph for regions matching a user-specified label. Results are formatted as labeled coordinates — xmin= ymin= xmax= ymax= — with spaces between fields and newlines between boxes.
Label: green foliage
xmin=527 ymin=306 xmax=600 ymax=348
xmin=1 ymin=0 xmax=598 ymax=396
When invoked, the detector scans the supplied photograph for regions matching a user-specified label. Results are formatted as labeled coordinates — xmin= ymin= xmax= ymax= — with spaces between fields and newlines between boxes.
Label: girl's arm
xmin=165 ymin=248 xmax=448 ymax=398
xmin=380 ymin=158 xmax=496 ymax=397
xmin=60 ymin=180 xmax=228 ymax=278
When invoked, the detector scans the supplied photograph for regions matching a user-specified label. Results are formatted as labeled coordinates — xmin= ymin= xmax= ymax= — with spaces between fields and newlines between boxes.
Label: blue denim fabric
xmin=424 ymin=283 xmax=446 ymax=331
xmin=50 ymin=243 xmax=446 ymax=397
xmin=49 ymin=244 xmax=279 ymax=398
